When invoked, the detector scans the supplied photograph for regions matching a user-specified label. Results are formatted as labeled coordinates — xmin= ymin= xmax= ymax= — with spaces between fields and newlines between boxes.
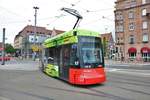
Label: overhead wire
xmin=53 ymin=0 xmax=115 ymax=30
xmin=0 ymin=5 xmax=32 ymax=26
xmin=0 ymin=0 xmax=115 ymax=30
xmin=59 ymin=0 xmax=81 ymax=7
xmin=95 ymin=0 xmax=115 ymax=7
xmin=83 ymin=8 xmax=115 ymax=13
xmin=45 ymin=0 xmax=82 ymax=28
xmin=0 ymin=6 xmax=28 ymax=19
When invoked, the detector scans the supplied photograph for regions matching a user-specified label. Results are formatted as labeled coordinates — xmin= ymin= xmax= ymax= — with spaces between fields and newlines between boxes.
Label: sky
xmin=0 ymin=0 xmax=116 ymax=44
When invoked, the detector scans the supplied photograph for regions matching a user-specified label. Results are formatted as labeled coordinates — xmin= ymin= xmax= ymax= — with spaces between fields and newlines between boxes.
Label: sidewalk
xmin=0 ymin=58 xmax=39 ymax=71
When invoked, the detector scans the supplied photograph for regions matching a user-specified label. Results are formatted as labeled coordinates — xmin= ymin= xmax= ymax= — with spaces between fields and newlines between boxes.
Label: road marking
xmin=116 ymin=70 xmax=150 ymax=76
xmin=0 ymin=96 xmax=11 ymax=100
xmin=105 ymin=68 xmax=121 ymax=72
xmin=106 ymin=68 xmax=150 ymax=77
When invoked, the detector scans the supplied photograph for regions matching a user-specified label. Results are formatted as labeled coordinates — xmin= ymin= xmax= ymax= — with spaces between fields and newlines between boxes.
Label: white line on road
xmin=0 ymin=96 xmax=11 ymax=100
xmin=106 ymin=68 xmax=150 ymax=77
xmin=105 ymin=68 xmax=121 ymax=72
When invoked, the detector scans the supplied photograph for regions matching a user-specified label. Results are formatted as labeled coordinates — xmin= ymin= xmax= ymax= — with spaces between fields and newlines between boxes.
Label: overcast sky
xmin=0 ymin=0 xmax=116 ymax=44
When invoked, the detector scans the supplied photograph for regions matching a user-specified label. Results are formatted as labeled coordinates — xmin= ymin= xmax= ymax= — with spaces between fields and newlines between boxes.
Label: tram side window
xmin=62 ymin=45 xmax=71 ymax=67
xmin=53 ymin=48 xmax=58 ymax=65
xmin=44 ymin=48 xmax=49 ymax=63
xmin=48 ymin=48 xmax=54 ymax=64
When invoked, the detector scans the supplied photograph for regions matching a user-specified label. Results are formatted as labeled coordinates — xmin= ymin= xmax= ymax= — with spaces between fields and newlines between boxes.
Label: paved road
xmin=0 ymin=60 xmax=150 ymax=100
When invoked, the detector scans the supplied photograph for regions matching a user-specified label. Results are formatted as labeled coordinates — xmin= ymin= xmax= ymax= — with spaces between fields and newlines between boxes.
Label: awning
xmin=128 ymin=47 xmax=137 ymax=53
xmin=0 ymin=48 xmax=4 ymax=51
xmin=141 ymin=47 xmax=150 ymax=53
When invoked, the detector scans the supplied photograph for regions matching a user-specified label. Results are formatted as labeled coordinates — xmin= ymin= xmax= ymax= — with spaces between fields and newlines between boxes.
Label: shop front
xmin=141 ymin=47 xmax=150 ymax=62
xmin=128 ymin=47 xmax=137 ymax=61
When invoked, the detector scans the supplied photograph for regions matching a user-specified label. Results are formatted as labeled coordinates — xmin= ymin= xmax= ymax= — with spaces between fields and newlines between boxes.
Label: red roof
xmin=128 ymin=47 xmax=137 ymax=53
xmin=141 ymin=47 xmax=150 ymax=53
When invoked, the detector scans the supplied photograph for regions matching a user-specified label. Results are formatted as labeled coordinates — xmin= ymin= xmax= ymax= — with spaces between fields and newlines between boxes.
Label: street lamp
xmin=1 ymin=28 xmax=5 ymax=65
xmin=33 ymin=6 xmax=39 ymax=60
xmin=33 ymin=6 xmax=39 ymax=45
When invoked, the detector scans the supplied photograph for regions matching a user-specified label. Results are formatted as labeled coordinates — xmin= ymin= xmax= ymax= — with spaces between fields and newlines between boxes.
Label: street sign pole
xmin=1 ymin=28 xmax=5 ymax=65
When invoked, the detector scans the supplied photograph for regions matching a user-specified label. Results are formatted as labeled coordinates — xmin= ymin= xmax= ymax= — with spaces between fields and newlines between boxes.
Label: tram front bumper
xmin=74 ymin=74 xmax=106 ymax=85
xmin=69 ymin=68 xmax=106 ymax=85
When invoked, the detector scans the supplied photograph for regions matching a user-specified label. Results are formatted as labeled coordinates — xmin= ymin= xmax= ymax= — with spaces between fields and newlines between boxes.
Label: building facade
xmin=115 ymin=0 xmax=150 ymax=62
xmin=0 ymin=43 xmax=2 ymax=49
xmin=101 ymin=32 xmax=115 ymax=59
xmin=0 ymin=43 xmax=2 ymax=56
xmin=14 ymin=35 xmax=23 ymax=49
xmin=14 ymin=25 xmax=64 ymax=58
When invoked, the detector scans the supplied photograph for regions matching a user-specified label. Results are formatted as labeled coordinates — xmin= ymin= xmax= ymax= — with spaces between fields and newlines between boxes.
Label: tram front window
xmin=79 ymin=37 xmax=103 ymax=68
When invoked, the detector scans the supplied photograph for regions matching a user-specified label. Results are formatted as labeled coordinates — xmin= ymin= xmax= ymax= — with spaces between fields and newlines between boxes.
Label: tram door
xmin=59 ymin=45 xmax=70 ymax=81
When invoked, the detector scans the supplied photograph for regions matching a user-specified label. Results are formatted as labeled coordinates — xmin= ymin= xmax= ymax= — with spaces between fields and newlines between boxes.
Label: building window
xmin=116 ymin=11 xmax=123 ymax=20
xmin=142 ymin=8 xmax=147 ymax=16
xmin=142 ymin=21 xmax=148 ymax=29
xmin=142 ymin=0 xmax=146 ymax=4
xmin=117 ymin=38 xmax=120 ymax=43
xmin=129 ymin=23 xmax=135 ymax=30
xmin=128 ymin=11 xmax=134 ymax=19
xmin=120 ymin=14 xmax=123 ymax=20
xmin=116 ymin=25 xmax=124 ymax=32
xmin=120 ymin=47 xmax=122 ymax=52
xmin=131 ymin=0 xmax=136 ymax=2
xmin=116 ymin=26 xmax=118 ymax=32
xmin=129 ymin=52 xmax=136 ymax=59
xmin=142 ymin=34 xmax=149 ymax=43
xmin=116 ymin=47 xmax=118 ymax=53
xmin=130 ymin=0 xmax=136 ymax=7
xmin=129 ymin=35 xmax=135 ymax=44
xmin=119 ymin=25 xmax=124 ymax=32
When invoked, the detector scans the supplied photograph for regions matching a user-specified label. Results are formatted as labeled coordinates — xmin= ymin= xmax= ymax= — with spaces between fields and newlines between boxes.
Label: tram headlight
xmin=75 ymin=61 xmax=79 ymax=65
xmin=79 ymin=75 xmax=85 ymax=82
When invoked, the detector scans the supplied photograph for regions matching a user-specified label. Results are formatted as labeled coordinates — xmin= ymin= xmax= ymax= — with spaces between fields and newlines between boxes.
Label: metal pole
xmin=73 ymin=17 xmax=80 ymax=29
xmin=1 ymin=28 xmax=5 ymax=65
xmin=33 ymin=6 xmax=39 ymax=45
xmin=33 ymin=6 xmax=39 ymax=60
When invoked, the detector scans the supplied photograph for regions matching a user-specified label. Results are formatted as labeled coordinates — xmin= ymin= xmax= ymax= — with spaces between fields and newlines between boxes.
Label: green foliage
xmin=5 ymin=43 xmax=16 ymax=54
xmin=102 ymin=38 xmax=108 ymax=57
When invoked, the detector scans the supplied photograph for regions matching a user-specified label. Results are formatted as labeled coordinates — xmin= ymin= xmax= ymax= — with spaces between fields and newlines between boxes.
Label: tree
xmin=5 ymin=43 xmax=16 ymax=54
xmin=102 ymin=37 xmax=108 ymax=57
